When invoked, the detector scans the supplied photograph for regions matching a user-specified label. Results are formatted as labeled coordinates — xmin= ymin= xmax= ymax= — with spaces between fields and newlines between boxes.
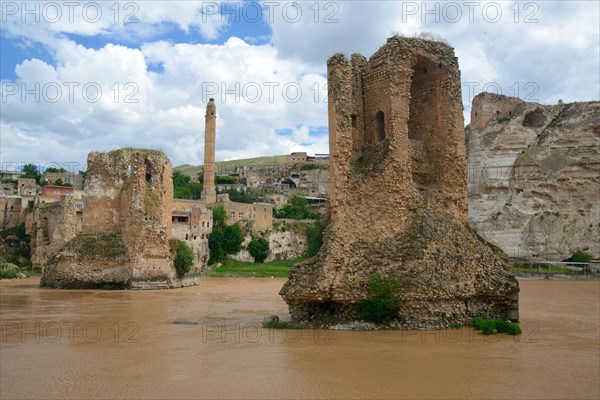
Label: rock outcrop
xmin=232 ymin=229 xmax=306 ymax=263
xmin=280 ymin=36 xmax=519 ymax=329
xmin=467 ymin=93 xmax=600 ymax=260
xmin=41 ymin=148 xmax=198 ymax=289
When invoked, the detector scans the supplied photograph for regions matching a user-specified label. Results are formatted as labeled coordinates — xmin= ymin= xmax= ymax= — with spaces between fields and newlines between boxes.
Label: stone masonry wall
xmin=281 ymin=36 xmax=519 ymax=329
xmin=41 ymin=148 xmax=193 ymax=289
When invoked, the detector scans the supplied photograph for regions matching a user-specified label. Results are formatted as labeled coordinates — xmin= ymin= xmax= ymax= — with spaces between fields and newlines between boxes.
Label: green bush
xmin=303 ymin=220 xmax=324 ymax=258
xmin=274 ymin=195 xmax=320 ymax=220
xmin=169 ymin=239 xmax=194 ymax=276
xmin=263 ymin=321 xmax=291 ymax=329
xmin=248 ymin=237 xmax=270 ymax=263
xmin=0 ymin=268 xmax=18 ymax=279
xmin=358 ymin=296 xmax=398 ymax=324
xmin=211 ymin=205 xmax=227 ymax=227
xmin=571 ymin=251 xmax=591 ymax=263
xmin=358 ymin=274 xmax=401 ymax=324
xmin=472 ymin=317 xmax=521 ymax=336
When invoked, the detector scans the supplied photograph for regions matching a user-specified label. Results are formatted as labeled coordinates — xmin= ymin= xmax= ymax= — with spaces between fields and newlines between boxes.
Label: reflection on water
xmin=1 ymin=278 xmax=598 ymax=399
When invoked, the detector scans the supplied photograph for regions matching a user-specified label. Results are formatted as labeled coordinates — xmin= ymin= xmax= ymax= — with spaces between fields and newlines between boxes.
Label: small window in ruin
xmin=194 ymin=236 xmax=197 ymax=240
xmin=144 ymin=159 xmax=152 ymax=182
xmin=351 ymin=114 xmax=357 ymax=128
xmin=496 ymin=110 xmax=500 ymax=115
xmin=375 ymin=111 xmax=385 ymax=141
xmin=207 ymin=221 xmax=210 ymax=227
xmin=185 ymin=234 xmax=188 ymax=240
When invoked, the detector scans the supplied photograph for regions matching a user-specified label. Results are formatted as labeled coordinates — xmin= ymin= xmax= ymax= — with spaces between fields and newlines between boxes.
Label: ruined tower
xmin=281 ymin=36 xmax=519 ymax=328
xmin=202 ymin=98 xmax=217 ymax=204
xmin=41 ymin=148 xmax=198 ymax=289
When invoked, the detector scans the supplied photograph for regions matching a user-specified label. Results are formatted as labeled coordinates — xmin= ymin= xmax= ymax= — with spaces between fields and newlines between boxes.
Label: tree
xmin=208 ymin=223 xmax=244 ymax=264
xmin=275 ymin=195 xmax=320 ymax=220
xmin=22 ymin=163 xmax=40 ymax=183
xmin=172 ymin=170 xmax=191 ymax=188
xmin=46 ymin=167 xmax=67 ymax=173
xmin=169 ymin=239 xmax=194 ymax=276
xmin=189 ymin=183 xmax=203 ymax=200
xmin=208 ymin=229 xmax=227 ymax=263
xmin=222 ymin=224 xmax=244 ymax=255
xmin=211 ymin=205 xmax=227 ymax=227
xmin=174 ymin=186 xmax=192 ymax=199
xmin=215 ymin=175 xmax=236 ymax=184
xmin=248 ymin=237 xmax=270 ymax=263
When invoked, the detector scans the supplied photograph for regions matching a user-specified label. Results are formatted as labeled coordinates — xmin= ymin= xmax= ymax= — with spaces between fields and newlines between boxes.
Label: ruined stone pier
xmin=41 ymin=148 xmax=197 ymax=289
xmin=280 ymin=36 xmax=519 ymax=328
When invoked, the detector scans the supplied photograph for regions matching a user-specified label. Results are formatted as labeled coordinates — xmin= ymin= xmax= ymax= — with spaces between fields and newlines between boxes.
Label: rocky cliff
xmin=232 ymin=228 xmax=306 ymax=263
xmin=467 ymin=93 xmax=600 ymax=260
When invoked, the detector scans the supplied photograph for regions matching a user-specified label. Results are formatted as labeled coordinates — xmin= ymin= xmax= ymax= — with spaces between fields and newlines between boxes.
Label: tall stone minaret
xmin=201 ymin=98 xmax=217 ymax=203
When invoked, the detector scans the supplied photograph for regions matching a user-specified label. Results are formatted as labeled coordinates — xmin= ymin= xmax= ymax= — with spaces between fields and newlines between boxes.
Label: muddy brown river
xmin=1 ymin=278 xmax=598 ymax=399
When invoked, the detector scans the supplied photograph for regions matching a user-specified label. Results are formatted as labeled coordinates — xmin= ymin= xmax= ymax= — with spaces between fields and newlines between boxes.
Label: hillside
xmin=175 ymin=155 xmax=287 ymax=176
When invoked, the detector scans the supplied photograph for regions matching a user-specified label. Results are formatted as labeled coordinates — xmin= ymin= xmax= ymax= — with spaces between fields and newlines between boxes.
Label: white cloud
xmin=1 ymin=36 xmax=329 ymax=169
xmin=1 ymin=1 xmax=598 ymax=170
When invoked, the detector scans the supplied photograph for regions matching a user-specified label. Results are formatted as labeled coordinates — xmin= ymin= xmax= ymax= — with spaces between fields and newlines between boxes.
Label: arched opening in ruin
xmin=375 ymin=111 xmax=385 ymax=141
xmin=144 ymin=159 xmax=152 ymax=182
xmin=522 ymin=107 xmax=546 ymax=128
xmin=407 ymin=56 xmax=448 ymax=188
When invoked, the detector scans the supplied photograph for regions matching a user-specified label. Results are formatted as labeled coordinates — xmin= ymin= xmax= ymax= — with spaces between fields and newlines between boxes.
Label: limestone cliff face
xmin=232 ymin=229 xmax=306 ymax=262
xmin=281 ymin=37 xmax=518 ymax=329
xmin=467 ymin=93 xmax=600 ymax=260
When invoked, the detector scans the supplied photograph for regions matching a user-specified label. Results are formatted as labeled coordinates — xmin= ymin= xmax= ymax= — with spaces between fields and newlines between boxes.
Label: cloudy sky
xmin=1 ymin=1 xmax=598 ymax=171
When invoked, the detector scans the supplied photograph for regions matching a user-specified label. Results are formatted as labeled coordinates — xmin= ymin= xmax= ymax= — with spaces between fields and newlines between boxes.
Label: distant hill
xmin=175 ymin=155 xmax=287 ymax=176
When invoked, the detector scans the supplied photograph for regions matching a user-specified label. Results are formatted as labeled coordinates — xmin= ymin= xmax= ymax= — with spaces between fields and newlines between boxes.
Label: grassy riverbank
xmin=203 ymin=259 xmax=298 ymax=278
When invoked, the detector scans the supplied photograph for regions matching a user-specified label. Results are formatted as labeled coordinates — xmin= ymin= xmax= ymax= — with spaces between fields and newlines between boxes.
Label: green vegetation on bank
xmin=0 ymin=267 xmax=19 ymax=279
xmin=169 ymin=239 xmax=194 ymax=276
xmin=472 ymin=317 xmax=522 ymax=335
xmin=358 ymin=274 xmax=402 ymax=324
xmin=207 ymin=205 xmax=244 ymax=264
xmin=247 ymin=237 xmax=270 ymax=263
xmin=204 ymin=258 xmax=297 ymax=277
xmin=0 ymin=224 xmax=31 ymax=269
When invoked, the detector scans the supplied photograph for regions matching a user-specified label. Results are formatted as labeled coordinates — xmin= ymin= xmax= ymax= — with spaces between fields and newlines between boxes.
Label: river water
xmin=1 ymin=278 xmax=598 ymax=399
